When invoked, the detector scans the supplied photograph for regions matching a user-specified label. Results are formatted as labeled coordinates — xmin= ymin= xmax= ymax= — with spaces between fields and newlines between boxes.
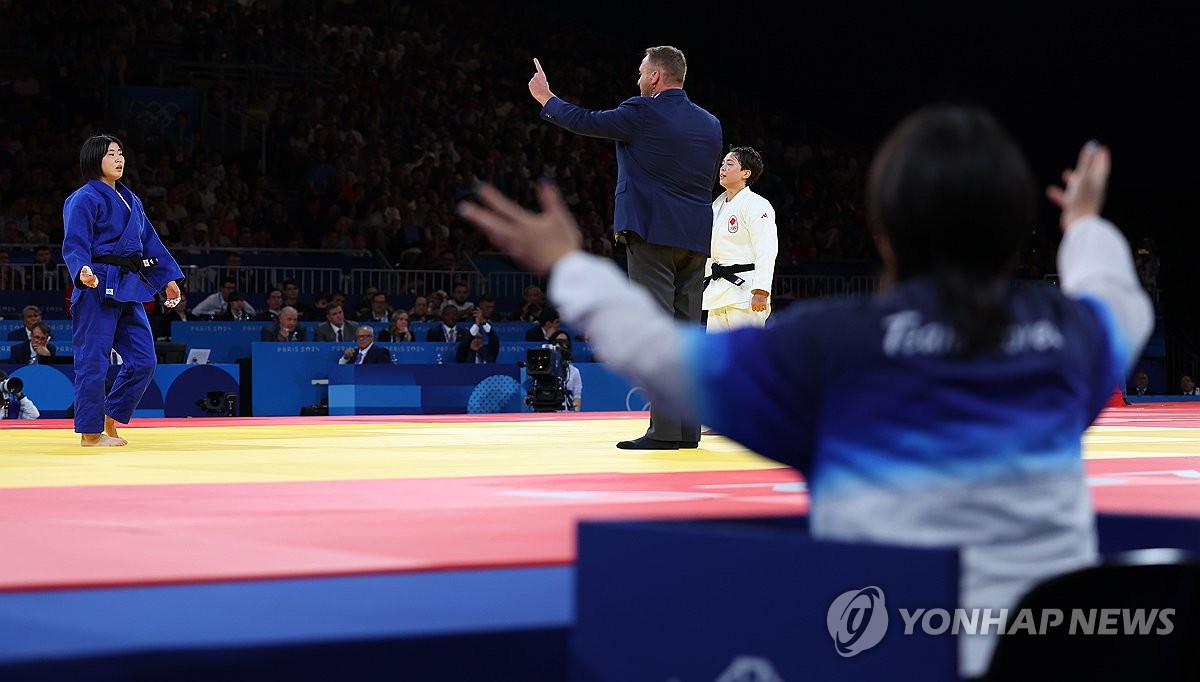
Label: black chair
xmin=155 ymin=341 xmax=187 ymax=364
xmin=985 ymin=550 xmax=1200 ymax=681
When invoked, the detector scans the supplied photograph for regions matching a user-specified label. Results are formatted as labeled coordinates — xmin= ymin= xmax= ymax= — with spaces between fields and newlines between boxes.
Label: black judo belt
xmin=93 ymin=254 xmax=157 ymax=275
xmin=704 ymin=262 xmax=755 ymax=289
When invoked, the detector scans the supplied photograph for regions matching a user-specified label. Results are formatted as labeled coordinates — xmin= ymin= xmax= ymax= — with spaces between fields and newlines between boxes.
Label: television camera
xmin=196 ymin=391 xmax=238 ymax=417
xmin=524 ymin=344 xmax=573 ymax=412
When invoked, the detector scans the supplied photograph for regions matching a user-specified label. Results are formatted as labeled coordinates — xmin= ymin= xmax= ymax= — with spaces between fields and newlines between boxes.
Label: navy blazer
xmin=456 ymin=329 xmax=500 ymax=364
xmin=9 ymin=341 xmax=56 ymax=365
xmin=540 ymin=89 xmax=722 ymax=254
xmin=349 ymin=344 xmax=392 ymax=365
xmin=426 ymin=324 xmax=469 ymax=343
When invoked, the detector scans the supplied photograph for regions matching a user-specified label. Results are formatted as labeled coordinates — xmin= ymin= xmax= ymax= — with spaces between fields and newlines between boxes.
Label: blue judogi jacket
xmin=62 ymin=180 xmax=184 ymax=304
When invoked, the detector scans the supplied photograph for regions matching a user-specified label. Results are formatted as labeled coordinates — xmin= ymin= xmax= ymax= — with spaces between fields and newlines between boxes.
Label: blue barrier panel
xmin=0 ymin=320 xmax=74 ymax=336
xmin=575 ymin=364 xmax=638 ymax=411
xmin=0 ymin=363 xmax=239 ymax=420
xmin=328 ymin=364 xmax=523 ymax=415
xmin=172 ymin=321 xmax=266 ymax=363
xmin=405 ymin=321 xmax=580 ymax=341
xmin=157 ymin=364 xmax=242 ymax=417
xmin=0 ymin=291 xmax=68 ymax=319
xmin=0 ymin=566 xmax=571 ymax=680
xmin=573 ymin=516 xmax=959 ymax=681
xmin=1 ymin=363 xmax=75 ymax=417
xmin=251 ymin=342 xmax=340 ymax=416
xmin=170 ymin=321 xmax=588 ymax=364
xmin=251 ymin=339 xmax=634 ymax=417
xmin=573 ymin=513 xmax=1200 ymax=681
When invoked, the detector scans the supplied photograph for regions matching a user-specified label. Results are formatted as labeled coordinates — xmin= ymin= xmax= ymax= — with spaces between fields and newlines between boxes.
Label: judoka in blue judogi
xmin=62 ymin=134 xmax=184 ymax=446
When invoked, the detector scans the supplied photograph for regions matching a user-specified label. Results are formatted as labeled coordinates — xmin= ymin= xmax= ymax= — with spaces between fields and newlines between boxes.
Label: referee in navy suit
xmin=527 ymin=46 xmax=722 ymax=450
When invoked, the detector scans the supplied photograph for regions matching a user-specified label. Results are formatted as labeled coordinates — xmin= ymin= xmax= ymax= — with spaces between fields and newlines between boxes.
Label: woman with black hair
xmin=62 ymin=134 xmax=184 ymax=446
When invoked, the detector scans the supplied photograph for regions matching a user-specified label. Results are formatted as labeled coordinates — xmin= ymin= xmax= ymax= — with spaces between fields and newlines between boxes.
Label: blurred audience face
xmin=411 ymin=297 xmax=429 ymax=316
xmin=326 ymin=303 xmax=345 ymax=326
xmin=478 ymin=299 xmax=495 ymax=320
xmin=371 ymin=293 xmax=389 ymax=315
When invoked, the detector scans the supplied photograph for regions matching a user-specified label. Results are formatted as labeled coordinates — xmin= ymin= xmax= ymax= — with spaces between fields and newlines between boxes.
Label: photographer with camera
xmin=0 ymin=370 xmax=40 ymax=420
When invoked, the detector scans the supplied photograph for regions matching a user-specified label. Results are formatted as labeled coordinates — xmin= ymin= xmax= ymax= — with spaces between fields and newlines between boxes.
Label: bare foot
xmin=81 ymin=433 xmax=127 ymax=447
xmin=104 ymin=416 xmax=129 ymax=445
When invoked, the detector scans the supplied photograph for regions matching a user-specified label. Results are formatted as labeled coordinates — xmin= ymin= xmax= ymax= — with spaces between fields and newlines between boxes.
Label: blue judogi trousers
xmin=71 ymin=285 xmax=156 ymax=434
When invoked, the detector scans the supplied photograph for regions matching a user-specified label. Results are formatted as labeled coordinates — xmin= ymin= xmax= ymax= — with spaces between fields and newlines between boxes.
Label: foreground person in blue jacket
xmin=458 ymin=104 xmax=1154 ymax=678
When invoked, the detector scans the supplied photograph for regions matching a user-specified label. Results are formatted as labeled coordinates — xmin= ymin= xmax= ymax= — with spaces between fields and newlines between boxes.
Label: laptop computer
xmin=186 ymin=348 xmax=211 ymax=365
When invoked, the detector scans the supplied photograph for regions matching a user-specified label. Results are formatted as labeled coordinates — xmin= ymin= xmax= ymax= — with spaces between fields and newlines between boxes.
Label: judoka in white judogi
xmin=703 ymin=147 xmax=779 ymax=331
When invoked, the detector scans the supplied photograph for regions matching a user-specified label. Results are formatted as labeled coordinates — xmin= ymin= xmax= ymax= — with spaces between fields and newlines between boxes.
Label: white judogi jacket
xmin=702 ymin=187 xmax=779 ymax=311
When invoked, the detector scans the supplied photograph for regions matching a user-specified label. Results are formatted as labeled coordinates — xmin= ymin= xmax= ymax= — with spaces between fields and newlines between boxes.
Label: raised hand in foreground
xmin=457 ymin=181 xmax=582 ymax=275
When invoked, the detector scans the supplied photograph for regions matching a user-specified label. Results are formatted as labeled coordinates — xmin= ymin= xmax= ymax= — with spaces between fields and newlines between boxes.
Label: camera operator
xmin=549 ymin=330 xmax=582 ymax=412
xmin=0 ymin=370 xmax=40 ymax=420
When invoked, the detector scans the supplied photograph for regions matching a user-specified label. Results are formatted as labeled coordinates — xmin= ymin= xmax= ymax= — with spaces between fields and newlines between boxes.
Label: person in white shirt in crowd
xmin=192 ymin=276 xmax=256 ymax=318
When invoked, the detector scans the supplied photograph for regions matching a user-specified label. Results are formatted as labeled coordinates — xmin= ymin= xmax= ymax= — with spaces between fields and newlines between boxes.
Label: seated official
xmin=456 ymin=328 xmax=499 ymax=364
xmin=9 ymin=322 xmax=55 ymax=365
xmin=261 ymin=306 xmax=307 ymax=342
xmin=313 ymin=303 xmax=359 ymax=342
xmin=339 ymin=325 xmax=393 ymax=364
xmin=7 ymin=305 xmax=42 ymax=341
xmin=426 ymin=304 xmax=469 ymax=343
